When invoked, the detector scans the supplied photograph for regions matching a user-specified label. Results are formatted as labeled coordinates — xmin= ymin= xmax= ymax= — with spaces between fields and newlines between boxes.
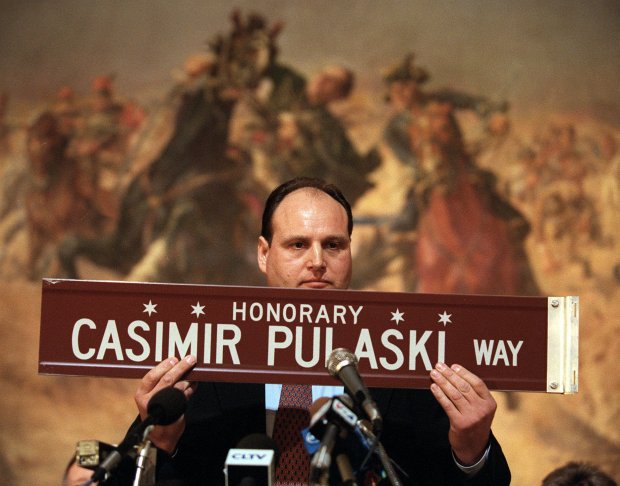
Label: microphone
xmin=90 ymin=387 xmax=187 ymax=483
xmin=309 ymin=396 xmax=403 ymax=486
xmin=308 ymin=395 xmax=375 ymax=454
xmin=224 ymin=433 xmax=278 ymax=486
xmin=75 ymin=440 xmax=116 ymax=470
xmin=309 ymin=395 xmax=358 ymax=440
xmin=327 ymin=348 xmax=383 ymax=435
xmin=308 ymin=395 xmax=360 ymax=485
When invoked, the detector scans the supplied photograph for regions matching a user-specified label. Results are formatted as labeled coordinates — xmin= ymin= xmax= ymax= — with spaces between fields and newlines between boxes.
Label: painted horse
xmin=58 ymin=11 xmax=281 ymax=285
xmin=25 ymin=112 xmax=102 ymax=278
xmin=409 ymin=101 xmax=539 ymax=296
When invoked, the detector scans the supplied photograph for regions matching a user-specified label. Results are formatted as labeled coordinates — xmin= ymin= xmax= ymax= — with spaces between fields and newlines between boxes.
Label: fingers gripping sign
xmin=134 ymin=355 xmax=198 ymax=453
xmin=429 ymin=362 xmax=496 ymax=466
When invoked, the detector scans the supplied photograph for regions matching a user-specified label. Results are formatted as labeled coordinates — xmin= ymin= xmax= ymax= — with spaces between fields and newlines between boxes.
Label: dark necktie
xmin=272 ymin=384 xmax=313 ymax=485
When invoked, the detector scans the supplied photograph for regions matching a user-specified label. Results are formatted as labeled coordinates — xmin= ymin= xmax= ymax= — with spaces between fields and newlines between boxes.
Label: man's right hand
xmin=134 ymin=355 xmax=197 ymax=453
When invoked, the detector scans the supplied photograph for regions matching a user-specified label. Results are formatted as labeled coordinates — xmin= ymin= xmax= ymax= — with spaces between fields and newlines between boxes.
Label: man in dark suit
xmin=130 ymin=177 xmax=510 ymax=485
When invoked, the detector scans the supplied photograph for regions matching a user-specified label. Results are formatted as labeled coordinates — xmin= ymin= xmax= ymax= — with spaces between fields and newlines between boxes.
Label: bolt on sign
xmin=39 ymin=279 xmax=579 ymax=393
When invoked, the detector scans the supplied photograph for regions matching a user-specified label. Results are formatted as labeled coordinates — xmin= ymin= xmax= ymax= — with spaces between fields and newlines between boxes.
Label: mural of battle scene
xmin=0 ymin=2 xmax=618 ymax=485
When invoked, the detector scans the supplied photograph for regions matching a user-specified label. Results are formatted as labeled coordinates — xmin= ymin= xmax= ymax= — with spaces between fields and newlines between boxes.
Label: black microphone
xmin=326 ymin=348 xmax=383 ymax=435
xmin=90 ymin=387 xmax=187 ymax=482
xmin=309 ymin=394 xmax=378 ymax=454
xmin=310 ymin=396 xmax=402 ymax=486
xmin=225 ymin=433 xmax=278 ymax=486
xmin=309 ymin=395 xmax=358 ymax=440
xmin=308 ymin=395 xmax=361 ymax=485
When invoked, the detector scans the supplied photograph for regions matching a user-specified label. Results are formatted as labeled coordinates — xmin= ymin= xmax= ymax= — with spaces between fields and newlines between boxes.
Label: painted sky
xmin=1 ymin=0 xmax=619 ymax=117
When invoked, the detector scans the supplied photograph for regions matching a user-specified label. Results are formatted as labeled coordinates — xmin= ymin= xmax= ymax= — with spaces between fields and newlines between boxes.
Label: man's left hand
xmin=429 ymin=362 xmax=496 ymax=466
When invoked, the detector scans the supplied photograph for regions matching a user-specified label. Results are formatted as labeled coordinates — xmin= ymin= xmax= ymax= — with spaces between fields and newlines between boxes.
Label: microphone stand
xmin=356 ymin=421 xmax=402 ymax=486
xmin=132 ymin=425 xmax=156 ymax=486
xmin=309 ymin=423 xmax=339 ymax=486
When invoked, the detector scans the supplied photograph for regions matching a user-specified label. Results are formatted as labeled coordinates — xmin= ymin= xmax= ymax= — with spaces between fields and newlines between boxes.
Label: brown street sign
xmin=39 ymin=279 xmax=579 ymax=393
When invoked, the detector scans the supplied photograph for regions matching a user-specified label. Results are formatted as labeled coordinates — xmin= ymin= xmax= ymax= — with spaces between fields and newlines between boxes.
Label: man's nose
xmin=308 ymin=244 xmax=326 ymax=270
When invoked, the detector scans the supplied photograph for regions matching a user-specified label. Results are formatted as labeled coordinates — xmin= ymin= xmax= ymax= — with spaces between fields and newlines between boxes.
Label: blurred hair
xmin=542 ymin=462 xmax=617 ymax=486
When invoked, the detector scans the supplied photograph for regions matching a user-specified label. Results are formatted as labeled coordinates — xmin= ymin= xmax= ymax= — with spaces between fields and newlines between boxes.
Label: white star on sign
xmin=390 ymin=308 xmax=405 ymax=325
xmin=191 ymin=302 xmax=205 ymax=317
xmin=143 ymin=300 xmax=157 ymax=316
xmin=438 ymin=311 xmax=452 ymax=326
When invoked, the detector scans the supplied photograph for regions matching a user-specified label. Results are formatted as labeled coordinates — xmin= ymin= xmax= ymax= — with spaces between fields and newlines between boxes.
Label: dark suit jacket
xmin=121 ymin=382 xmax=510 ymax=485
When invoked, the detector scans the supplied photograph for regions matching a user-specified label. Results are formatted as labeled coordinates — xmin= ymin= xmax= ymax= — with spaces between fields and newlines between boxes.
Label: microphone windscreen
xmin=327 ymin=348 xmax=358 ymax=377
xmin=146 ymin=387 xmax=187 ymax=425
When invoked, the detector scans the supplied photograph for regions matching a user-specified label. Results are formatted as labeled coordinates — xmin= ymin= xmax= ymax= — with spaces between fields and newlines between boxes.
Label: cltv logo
xmin=227 ymin=448 xmax=275 ymax=465
xmin=231 ymin=452 xmax=270 ymax=461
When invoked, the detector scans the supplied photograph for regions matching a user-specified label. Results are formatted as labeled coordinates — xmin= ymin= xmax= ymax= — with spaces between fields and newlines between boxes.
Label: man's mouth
xmin=300 ymin=279 xmax=331 ymax=289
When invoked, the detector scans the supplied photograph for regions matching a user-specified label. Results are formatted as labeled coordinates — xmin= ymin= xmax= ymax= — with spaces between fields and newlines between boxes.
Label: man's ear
xmin=257 ymin=236 xmax=269 ymax=274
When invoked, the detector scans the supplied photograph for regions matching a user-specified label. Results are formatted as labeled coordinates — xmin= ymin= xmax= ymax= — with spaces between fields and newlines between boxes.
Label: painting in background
xmin=0 ymin=1 xmax=618 ymax=484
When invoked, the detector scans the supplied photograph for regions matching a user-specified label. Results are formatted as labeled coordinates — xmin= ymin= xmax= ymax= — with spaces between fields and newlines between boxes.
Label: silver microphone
xmin=326 ymin=348 xmax=383 ymax=435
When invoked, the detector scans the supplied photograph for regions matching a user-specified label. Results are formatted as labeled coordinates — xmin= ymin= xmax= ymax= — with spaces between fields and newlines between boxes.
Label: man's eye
xmin=326 ymin=241 xmax=341 ymax=250
xmin=292 ymin=242 xmax=305 ymax=249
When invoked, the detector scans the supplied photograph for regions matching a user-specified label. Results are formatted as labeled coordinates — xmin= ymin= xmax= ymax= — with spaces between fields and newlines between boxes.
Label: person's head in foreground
xmin=542 ymin=461 xmax=617 ymax=486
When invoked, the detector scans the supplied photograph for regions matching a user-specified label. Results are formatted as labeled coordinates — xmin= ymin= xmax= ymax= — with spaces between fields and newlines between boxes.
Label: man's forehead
xmin=275 ymin=187 xmax=316 ymax=203
xmin=272 ymin=188 xmax=348 ymax=227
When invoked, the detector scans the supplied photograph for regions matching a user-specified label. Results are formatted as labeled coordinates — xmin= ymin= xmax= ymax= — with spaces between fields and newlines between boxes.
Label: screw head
xmin=551 ymin=300 xmax=560 ymax=308
xmin=549 ymin=382 xmax=559 ymax=389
